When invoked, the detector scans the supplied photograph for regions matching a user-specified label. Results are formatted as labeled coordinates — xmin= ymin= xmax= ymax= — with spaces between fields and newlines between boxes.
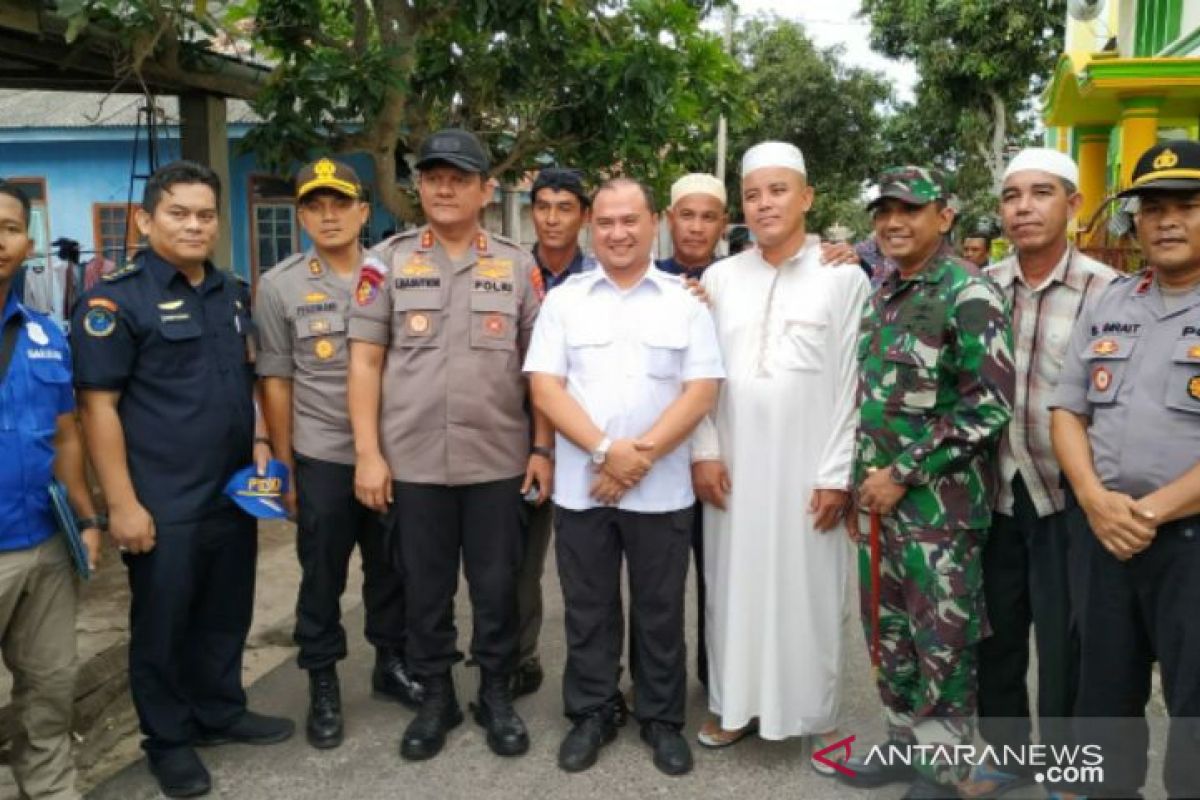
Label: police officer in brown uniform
xmin=255 ymin=158 xmax=420 ymax=751
xmin=347 ymin=129 xmax=553 ymax=761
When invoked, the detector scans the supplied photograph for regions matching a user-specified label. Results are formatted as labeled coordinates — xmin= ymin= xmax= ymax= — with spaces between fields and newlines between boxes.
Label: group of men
xmin=2 ymin=122 xmax=1199 ymax=800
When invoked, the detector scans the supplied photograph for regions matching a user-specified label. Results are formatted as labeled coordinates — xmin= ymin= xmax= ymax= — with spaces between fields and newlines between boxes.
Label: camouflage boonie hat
xmin=868 ymin=166 xmax=951 ymax=211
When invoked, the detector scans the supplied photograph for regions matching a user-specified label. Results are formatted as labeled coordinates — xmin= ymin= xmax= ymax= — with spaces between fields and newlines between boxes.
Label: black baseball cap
xmin=415 ymin=128 xmax=490 ymax=174
xmin=531 ymin=167 xmax=589 ymax=207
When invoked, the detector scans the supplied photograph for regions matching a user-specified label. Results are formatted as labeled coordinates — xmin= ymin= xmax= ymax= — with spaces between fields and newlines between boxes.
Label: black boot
xmin=511 ymin=657 xmax=544 ymax=698
xmin=400 ymin=673 xmax=463 ymax=761
xmin=557 ymin=710 xmax=617 ymax=773
xmin=473 ymin=671 xmax=530 ymax=757
xmin=306 ymin=667 xmax=343 ymax=749
xmin=373 ymin=648 xmax=425 ymax=709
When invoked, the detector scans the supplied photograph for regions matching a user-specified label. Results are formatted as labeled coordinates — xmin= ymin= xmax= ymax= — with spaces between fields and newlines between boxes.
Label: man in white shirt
xmin=691 ymin=142 xmax=867 ymax=759
xmin=525 ymin=178 xmax=723 ymax=777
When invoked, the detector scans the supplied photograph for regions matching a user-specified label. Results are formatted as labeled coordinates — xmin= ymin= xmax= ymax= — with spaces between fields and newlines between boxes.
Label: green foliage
xmin=46 ymin=0 xmax=746 ymax=220
xmin=242 ymin=0 xmax=746 ymax=215
xmin=727 ymin=17 xmax=895 ymax=237
xmin=862 ymin=0 xmax=1066 ymax=222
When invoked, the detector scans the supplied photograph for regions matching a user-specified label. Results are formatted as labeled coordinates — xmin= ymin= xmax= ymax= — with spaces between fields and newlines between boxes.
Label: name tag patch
xmin=296 ymin=301 xmax=338 ymax=317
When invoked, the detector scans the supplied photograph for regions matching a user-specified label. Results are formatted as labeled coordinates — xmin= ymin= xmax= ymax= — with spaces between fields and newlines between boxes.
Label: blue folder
xmin=48 ymin=480 xmax=91 ymax=580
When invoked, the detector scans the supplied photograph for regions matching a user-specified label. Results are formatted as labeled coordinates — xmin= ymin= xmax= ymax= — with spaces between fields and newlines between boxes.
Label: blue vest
xmin=0 ymin=293 xmax=74 ymax=551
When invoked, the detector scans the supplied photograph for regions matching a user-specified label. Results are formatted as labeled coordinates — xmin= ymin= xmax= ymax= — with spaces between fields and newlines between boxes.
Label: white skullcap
xmin=741 ymin=141 xmax=807 ymax=178
xmin=1002 ymin=148 xmax=1079 ymax=188
xmin=670 ymin=173 xmax=727 ymax=208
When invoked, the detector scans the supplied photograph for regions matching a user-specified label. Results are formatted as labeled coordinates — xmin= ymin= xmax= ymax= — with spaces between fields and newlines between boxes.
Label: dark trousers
xmin=293 ymin=454 xmax=406 ymax=671
xmin=689 ymin=501 xmax=708 ymax=689
xmin=978 ymin=476 xmax=1080 ymax=773
xmin=391 ymin=477 xmax=525 ymax=678
xmin=125 ymin=510 xmax=256 ymax=752
xmin=1072 ymin=512 xmax=1200 ymax=799
xmin=516 ymin=499 xmax=553 ymax=663
xmin=556 ymin=505 xmax=691 ymax=728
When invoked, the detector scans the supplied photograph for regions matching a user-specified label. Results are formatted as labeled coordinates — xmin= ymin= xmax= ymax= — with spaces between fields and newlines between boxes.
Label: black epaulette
xmin=101 ymin=261 xmax=143 ymax=282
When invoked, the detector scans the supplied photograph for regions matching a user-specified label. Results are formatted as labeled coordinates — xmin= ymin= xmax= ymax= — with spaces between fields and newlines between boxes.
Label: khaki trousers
xmin=0 ymin=535 xmax=80 ymax=800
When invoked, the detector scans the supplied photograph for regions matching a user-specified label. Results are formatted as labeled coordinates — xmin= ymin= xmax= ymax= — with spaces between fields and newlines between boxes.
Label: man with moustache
xmin=689 ymin=145 xmax=868 ymax=759
xmin=1051 ymin=140 xmax=1200 ymax=799
xmin=842 ymin=166 xmax=1013 ymax=798
xmin=525 ymin=178 xmax=723 ymax=776
xmin=967 ymin=149 xmax=1116 ymax=798
xmin=73 ymin=161 xmax=293 ymax=798
xmin=255 ymin=158 xmax=419 ymax=751
xmin=347 ymin=129 xmax=552 ymax=762
xmin=513 ymin=167 xmax=596 ymax=699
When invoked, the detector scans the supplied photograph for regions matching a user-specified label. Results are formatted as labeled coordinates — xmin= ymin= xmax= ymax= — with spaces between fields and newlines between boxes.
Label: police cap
xmin=295 ymin=158 xmax=362 ymax=201
xmin=1118 ymin=140 xmax=1200 ymax=198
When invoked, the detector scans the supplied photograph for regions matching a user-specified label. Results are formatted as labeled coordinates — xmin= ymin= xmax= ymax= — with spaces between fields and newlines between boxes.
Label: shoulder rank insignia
xmin=101 ymin=262 xmax=142 ymax=283
xmin=1134 ymin=269 xmax=1155 ymax=296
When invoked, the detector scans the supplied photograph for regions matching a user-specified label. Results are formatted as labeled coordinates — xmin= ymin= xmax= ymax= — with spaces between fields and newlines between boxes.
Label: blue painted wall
xmin=0 ymin=126 xmax=395 ymax=282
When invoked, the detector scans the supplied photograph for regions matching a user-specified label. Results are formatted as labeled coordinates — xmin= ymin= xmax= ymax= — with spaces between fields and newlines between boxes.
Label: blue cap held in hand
xmin=224 ymin=460 xmax=290 ymax=520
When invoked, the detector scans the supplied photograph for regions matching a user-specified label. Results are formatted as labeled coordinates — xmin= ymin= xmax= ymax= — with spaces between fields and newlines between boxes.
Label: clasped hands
xmin=1081 ymin=488 xmax=1159 ymax=562
xmin=590 ymin=438 xmax=655 ymax=504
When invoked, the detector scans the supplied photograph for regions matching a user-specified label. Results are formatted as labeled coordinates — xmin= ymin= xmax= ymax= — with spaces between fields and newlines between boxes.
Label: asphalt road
xmin=86 ymin=549 xmax=1119 ymax=800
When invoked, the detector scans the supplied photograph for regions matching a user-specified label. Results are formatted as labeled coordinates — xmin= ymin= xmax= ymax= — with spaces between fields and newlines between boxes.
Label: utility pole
xmin=715 ymin=5 xmax=734 ymax=183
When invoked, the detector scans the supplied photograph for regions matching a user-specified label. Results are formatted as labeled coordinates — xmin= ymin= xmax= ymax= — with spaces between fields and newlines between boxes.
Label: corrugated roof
xmin=0 ymin=90 xmax=258 ymax=129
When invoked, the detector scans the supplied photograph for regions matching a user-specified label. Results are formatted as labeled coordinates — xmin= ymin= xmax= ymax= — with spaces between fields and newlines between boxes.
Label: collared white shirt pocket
xmin=566 ymin=321 xmax=613 ymax=378
xmin=642 ymin=325 xmax=687 ymax=380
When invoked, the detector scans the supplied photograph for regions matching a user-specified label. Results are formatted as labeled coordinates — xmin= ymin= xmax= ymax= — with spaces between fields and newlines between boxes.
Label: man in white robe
xmin=692 ymin=142 xmax=867 ymax=757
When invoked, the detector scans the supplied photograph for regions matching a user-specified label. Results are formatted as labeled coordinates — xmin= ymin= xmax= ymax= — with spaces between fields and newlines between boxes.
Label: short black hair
xmin=531 ymin=168 xmax=590 ymax=209
xmin=142 ymin=160 xmax=222 ymax=214
xmin=963 ymin=234 xmax=990 ymax=246
xmin=592 ymin=177 xmax=657 ymax=215
xmin=0 ymin=179 xmax=31 ymax=228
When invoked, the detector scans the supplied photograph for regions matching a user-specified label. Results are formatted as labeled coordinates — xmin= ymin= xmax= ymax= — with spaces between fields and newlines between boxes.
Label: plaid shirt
xmin=985 ymin=248 xmax=1118 ymax=517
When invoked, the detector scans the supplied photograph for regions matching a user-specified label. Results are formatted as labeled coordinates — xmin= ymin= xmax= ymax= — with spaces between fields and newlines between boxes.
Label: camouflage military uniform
xmin=854 ymin=239 xmax=1014 ymax=785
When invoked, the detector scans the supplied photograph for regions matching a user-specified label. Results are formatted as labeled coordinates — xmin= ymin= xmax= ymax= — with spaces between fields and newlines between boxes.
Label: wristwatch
xmin=77 ymin=514 xmax=108 ymax=532
xmin=531 ymin=445 xmax=554 ymax=461
xmin=591 ymin=436 xmax=612 ymax=466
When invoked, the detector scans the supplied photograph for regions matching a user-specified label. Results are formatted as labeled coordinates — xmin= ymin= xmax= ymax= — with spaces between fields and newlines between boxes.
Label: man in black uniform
xmin=73 ymin=161 xmax=293 ymax=798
